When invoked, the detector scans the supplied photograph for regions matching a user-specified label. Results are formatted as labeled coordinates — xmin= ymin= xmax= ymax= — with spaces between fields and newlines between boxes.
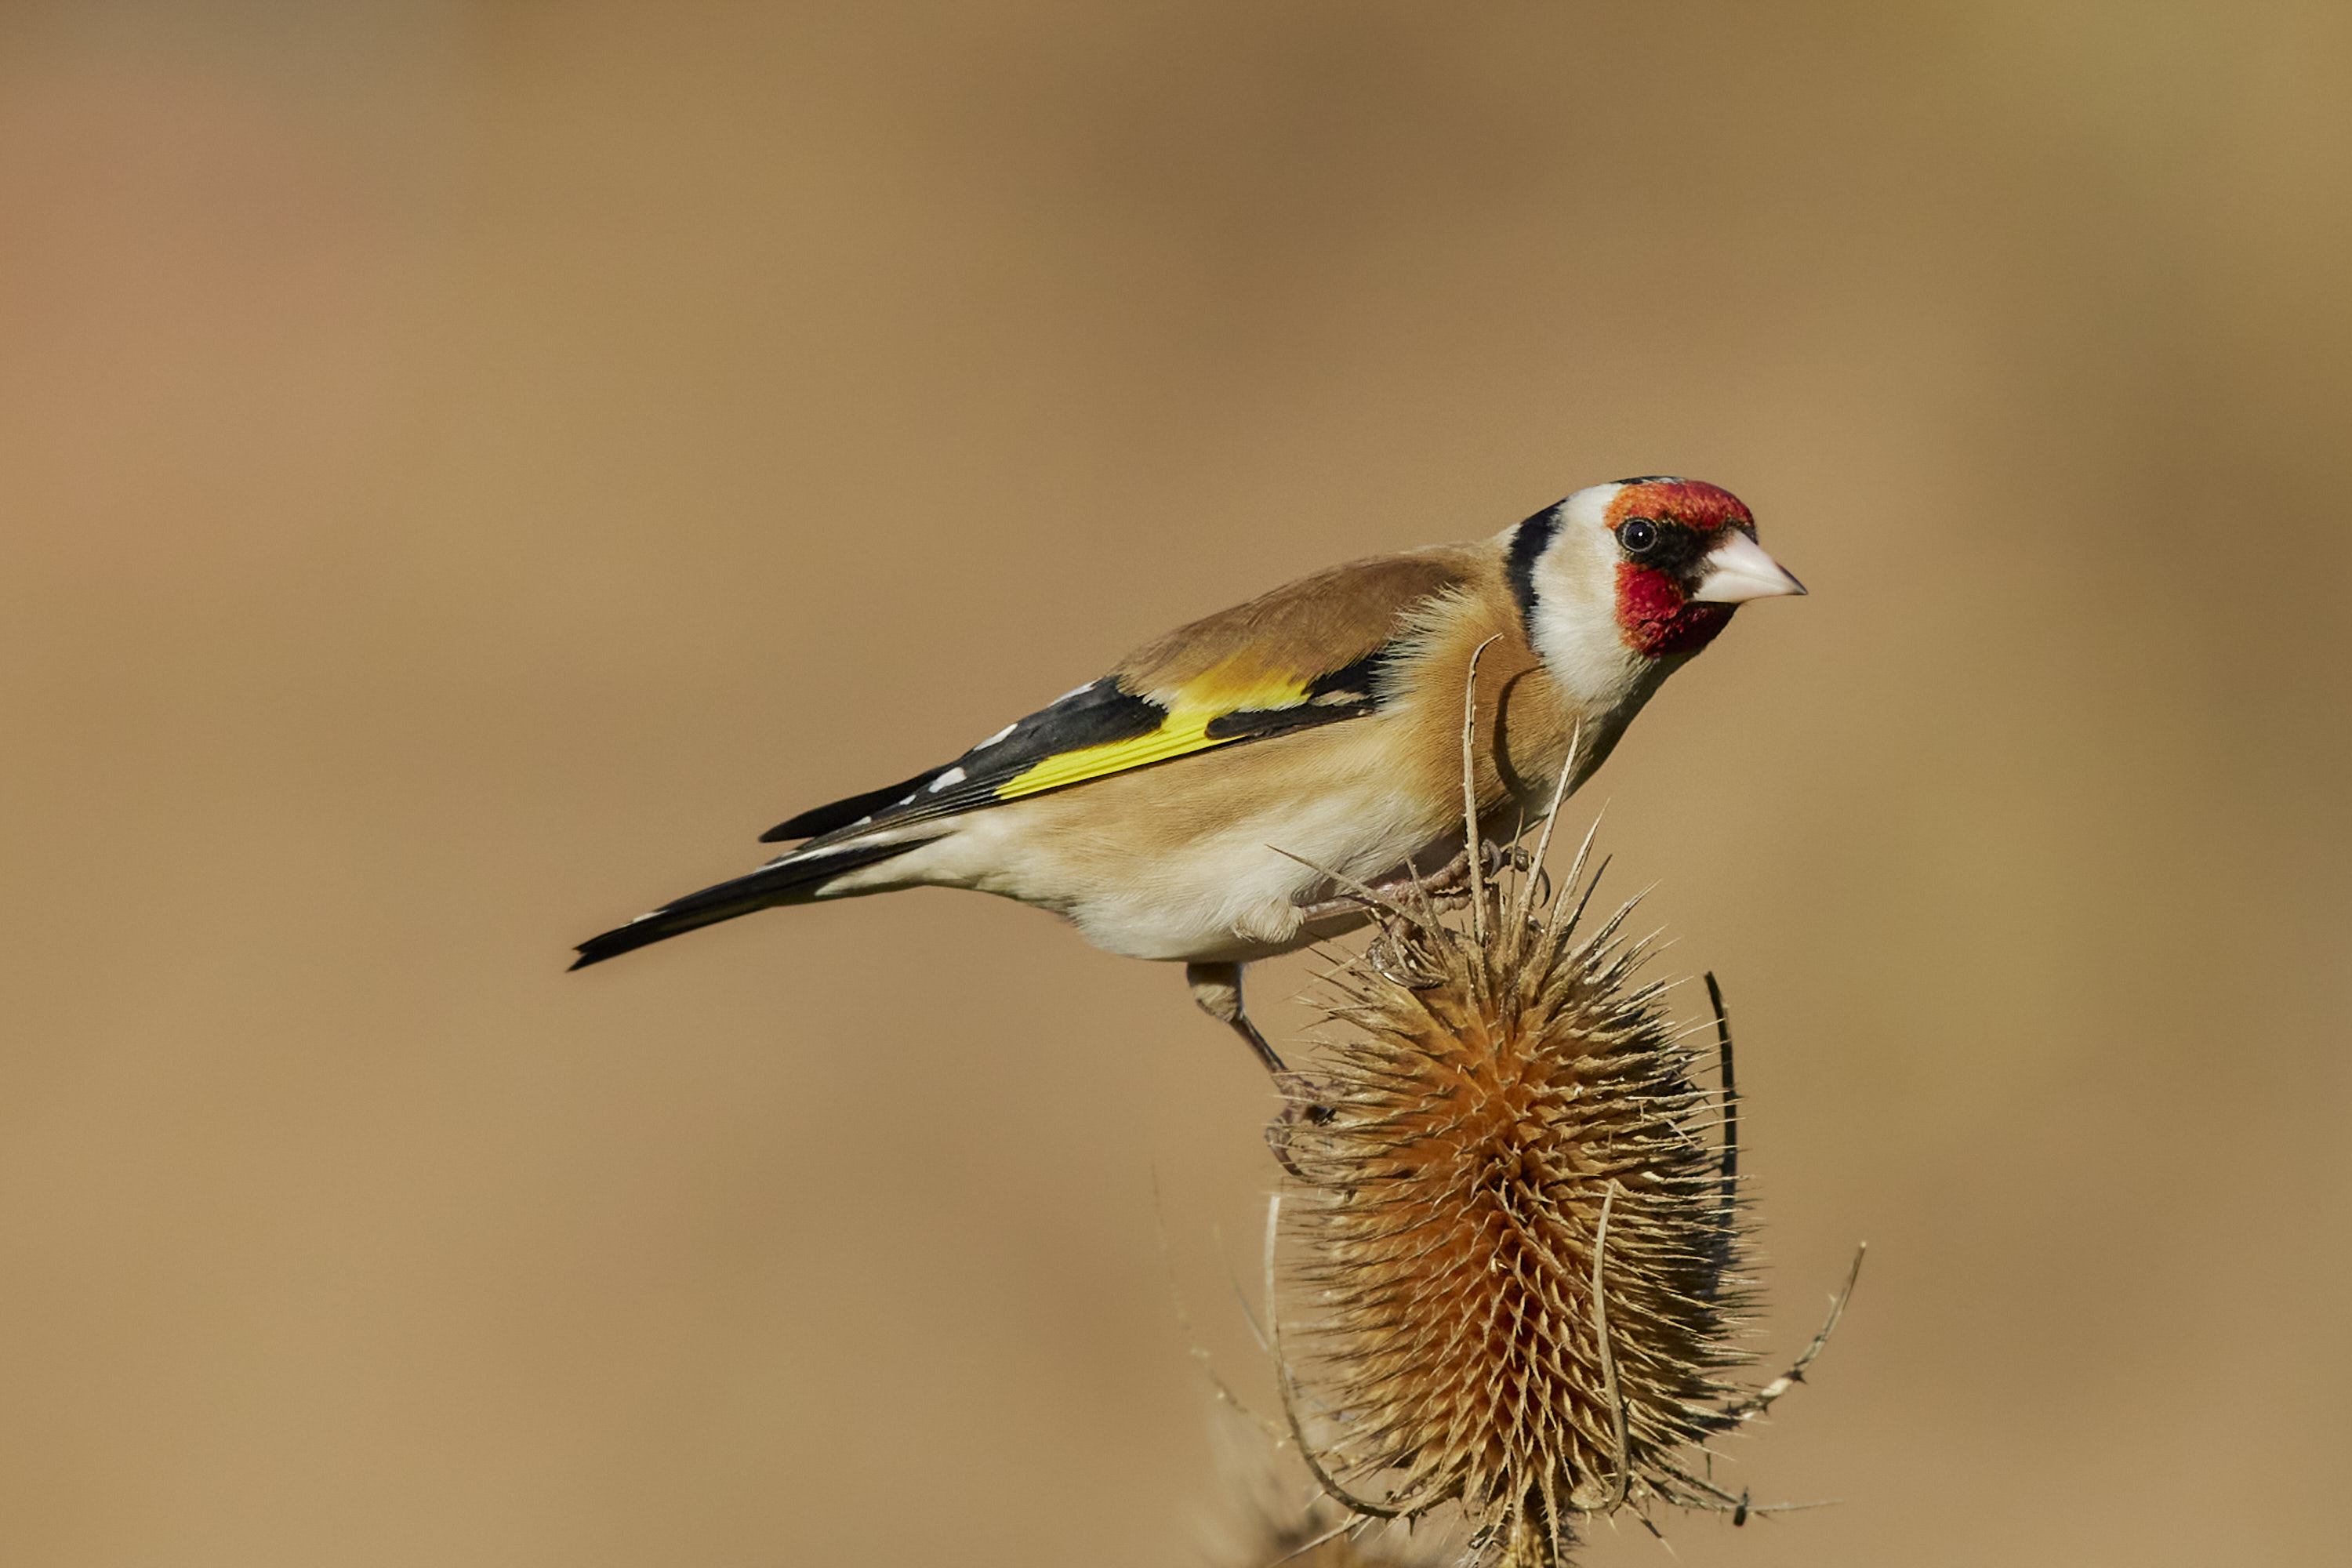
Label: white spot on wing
xmin=971 ymin=722 xmax=1017 ymax=750
xmin=927 ymin=767 xmax=967 ymax=792
xmin=1054 ymin=682 xmax=1094 ymax=704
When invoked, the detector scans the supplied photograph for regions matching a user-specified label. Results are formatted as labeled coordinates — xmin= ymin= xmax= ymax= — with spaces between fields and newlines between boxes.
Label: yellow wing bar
xmin=995 ymin=666 xmax=1314 ymax=800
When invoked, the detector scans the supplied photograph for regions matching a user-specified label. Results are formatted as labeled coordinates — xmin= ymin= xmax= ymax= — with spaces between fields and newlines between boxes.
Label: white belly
xmin=811 ymin=760 xmax=1466 ymax=964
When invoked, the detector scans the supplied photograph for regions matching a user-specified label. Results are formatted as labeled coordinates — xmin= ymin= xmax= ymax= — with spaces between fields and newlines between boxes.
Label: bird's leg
xmin=1187 ymin=962 xmax=1335 ymax=1178
xmin=1292 ymin=840 xmax=1534 ymax=924
xmin=1291 ymin=851 xmax=1466 ymax=925
xmin=1185 ymin=960 xmax=1287 ymax=1075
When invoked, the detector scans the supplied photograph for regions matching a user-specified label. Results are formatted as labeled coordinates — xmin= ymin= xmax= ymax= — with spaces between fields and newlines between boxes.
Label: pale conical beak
xmin=1689 ymin=530 xmax=1807 ymax=604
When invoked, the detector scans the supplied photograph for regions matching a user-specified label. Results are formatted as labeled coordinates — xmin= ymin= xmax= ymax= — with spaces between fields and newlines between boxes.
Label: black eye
xmin=1618 ymin=517 xmax=1659 ymax=554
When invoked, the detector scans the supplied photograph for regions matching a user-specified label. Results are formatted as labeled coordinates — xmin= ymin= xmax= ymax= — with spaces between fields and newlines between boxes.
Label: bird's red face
xmin=1603 ymin=479 xmax=1802 ymax=657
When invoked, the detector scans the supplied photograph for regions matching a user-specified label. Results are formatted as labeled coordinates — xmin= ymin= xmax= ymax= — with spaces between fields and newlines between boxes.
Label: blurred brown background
xmin=2 ymin=2 xmax=2346 ymax=1563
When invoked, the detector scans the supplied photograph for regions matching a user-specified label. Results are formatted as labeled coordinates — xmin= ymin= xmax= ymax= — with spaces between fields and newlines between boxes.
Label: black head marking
xmin=1506 ymin=503 xmax=1563 ymax=636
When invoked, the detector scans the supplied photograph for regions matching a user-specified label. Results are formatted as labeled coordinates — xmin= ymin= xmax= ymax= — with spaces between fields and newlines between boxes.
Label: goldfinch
xmin=572 ymin=477 xmax=1803 ymax=1070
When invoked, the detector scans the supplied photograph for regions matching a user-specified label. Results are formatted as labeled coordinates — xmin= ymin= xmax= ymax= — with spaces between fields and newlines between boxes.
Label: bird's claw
xmin=1266 ymin=1072 xmax=1338 ymax=1180
xmin=1479 ymin=840 xmax=1534 ymax=878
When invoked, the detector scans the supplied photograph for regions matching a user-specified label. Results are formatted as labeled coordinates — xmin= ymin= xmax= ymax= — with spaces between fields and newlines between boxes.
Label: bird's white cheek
xmin=1523 ymin=514 xmax=1652 ymax=716
xmin=1529 ymin=590 xmax=1646 ymax=716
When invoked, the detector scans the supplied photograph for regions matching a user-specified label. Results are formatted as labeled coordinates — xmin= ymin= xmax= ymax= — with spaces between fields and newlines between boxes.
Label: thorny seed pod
xmin=1268 ymin=828 xmax=1757 ymax=1566
xmin=1256 ymin=665 xmax=1857 ymax=1567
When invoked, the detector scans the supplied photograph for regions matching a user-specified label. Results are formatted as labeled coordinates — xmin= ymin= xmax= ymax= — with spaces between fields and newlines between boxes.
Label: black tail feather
xmin=759 ymin=766 xmax=952 ymax=844
xmin=568 ymin=837 xmax=934 ymax=971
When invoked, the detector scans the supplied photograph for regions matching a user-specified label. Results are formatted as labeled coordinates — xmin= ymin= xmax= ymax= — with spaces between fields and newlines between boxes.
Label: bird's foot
xmin=1266 ymin=1072 xmax=1340 ymax=1181
xmin=1421 ymin=838 xmax=1535 ymax=895
xmin=1294 ymin=839 xmax=1534 ymax=924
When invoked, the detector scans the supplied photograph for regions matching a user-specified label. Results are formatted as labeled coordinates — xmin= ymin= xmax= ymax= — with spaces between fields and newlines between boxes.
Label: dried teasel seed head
xmin=1267 ymin=844 xmax=1755 ymax=1567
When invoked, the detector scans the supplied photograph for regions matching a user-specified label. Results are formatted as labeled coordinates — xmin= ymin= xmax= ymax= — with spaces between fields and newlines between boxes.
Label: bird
xmin=571 ymin=477 xmax=1804 ymax=1073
